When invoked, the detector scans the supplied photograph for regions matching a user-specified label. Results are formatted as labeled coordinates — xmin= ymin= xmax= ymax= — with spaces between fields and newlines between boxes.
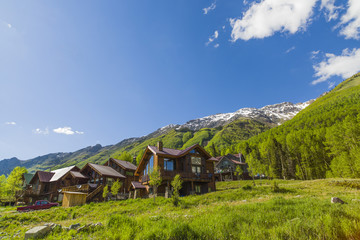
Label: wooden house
xmin=104 ymin=158 xmax=138 ymax=193
xmin=26 ymin=166 xmax=80 ymax=203
xmin=214 ymin=153 xmax=250 ymax=181
xmin=79 ymin=163 xmax=126 ymax=201
xmin=134 ymin=142 xmax=217 ymax=197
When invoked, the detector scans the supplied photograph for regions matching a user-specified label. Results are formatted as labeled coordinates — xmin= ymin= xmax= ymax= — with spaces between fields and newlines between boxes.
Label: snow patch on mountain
xmin=175 ymin=100 xmax=314 ymax=131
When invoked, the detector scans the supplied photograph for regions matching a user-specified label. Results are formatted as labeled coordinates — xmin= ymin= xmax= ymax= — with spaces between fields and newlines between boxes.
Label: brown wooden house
xmin=135 ymin=142 xmax=217 ymax=197
xmin=26 ymin=166 xmax=80 ymax=203
xmin=104 ymin=158 xmax=137 ymax=193
xmin=214 ymin=153 xmax=250 ymax=181
xmin=78 ymin=163 xmax=126 ymax=201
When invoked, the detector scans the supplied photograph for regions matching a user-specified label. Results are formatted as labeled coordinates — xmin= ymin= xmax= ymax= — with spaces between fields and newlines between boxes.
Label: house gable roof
xmin=130 ymin=181 xmax=146 ymax=189
xmin=23 ymin=173 xmax=34 ymax=185
xmin=109 ymin=158 xmax=137 ymax=171
xmin=50 ymin=166 xmax=79 ymax=182
xmin=215 ymin=154 xmax=247 ymax=168
xmin=29 ymin=171 xmax=54 ymax=184
xmin=147 ymin=144 xmax=211 ymax=158
xmin=83 ymin=163 xmax=126 ymax=179
xmin=68 ymin=171 xmax=89 ymax=179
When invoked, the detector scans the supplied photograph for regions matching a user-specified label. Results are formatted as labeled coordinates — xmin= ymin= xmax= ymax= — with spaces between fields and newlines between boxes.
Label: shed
xmin=62 ymin=191 xmax=87 ymax=208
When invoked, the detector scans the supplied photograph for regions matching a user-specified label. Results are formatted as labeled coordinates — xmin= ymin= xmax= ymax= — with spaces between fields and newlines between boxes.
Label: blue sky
xmin=1 ymin=0 xmax=359 ymax=160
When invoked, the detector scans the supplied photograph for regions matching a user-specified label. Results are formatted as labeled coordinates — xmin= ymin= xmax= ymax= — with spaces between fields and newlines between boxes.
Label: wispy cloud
xmin=285 ymin=46 xmax=296 ymax=54
xmin=53 ymin=127 xmax=84 ymax=135
xmin=206 ymin=30 xmax=219 ymax=46
xmin=312 ymin=48 xmax=360 ymax=84
xmin=33 ymin=128 xmax=49 ymax=135
xmin=214 ymin=43 xmax=220 ymax=48
xmin=311 ymin=50 xmax=320 ymax=59
xmin=230 ymin=0 xmax=317 ymax=41
xmin=203 ymin=2 xmax=216 ymax=15
xmin=5 ymin=122 xmax=16 ymax=125
xmin=338 ymin=0 xmax=360 ymax=39
xmin=1 ymin=19 xmax=14 ymax=30
xmin=320 ymin=0 xmax=341 ymax=22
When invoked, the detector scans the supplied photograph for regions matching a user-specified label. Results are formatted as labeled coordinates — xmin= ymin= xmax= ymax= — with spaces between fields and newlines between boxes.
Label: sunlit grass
xmin=1 ymin=179 xmax=360 ymax=239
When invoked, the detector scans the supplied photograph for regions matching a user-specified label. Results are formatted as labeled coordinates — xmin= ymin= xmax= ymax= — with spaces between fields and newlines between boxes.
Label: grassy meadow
xmin=1 ymin=179 xmax=360 ymax=239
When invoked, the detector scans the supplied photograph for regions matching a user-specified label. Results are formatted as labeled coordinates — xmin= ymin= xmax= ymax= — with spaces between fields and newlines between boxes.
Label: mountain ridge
xmin=0 ymin=99 xmax=314 ymax=175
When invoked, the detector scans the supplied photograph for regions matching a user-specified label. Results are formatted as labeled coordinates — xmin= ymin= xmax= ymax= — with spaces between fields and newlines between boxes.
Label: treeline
xmin=221 ymin=73 xmax=360 ymax=180
xmin=0 ymin=167 xmax=27 ymax=203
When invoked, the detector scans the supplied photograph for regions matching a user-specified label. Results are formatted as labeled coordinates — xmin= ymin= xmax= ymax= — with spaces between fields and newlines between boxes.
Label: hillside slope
xmin=232 ymin=73 xmax=360 ymax=180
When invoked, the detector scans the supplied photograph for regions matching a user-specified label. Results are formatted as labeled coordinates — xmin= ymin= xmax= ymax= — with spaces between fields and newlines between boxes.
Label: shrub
xmin=242 ymin=184 xmax=252 ymax=190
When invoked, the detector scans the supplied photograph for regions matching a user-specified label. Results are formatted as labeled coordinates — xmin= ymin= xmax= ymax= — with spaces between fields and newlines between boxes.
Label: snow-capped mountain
xmin=171 ymin=100 xmax=314 ymax=131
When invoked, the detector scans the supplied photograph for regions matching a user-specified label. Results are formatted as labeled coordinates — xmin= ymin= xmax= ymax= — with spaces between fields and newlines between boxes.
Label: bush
xmin=242 ymin=185 xmax=252 ymax=190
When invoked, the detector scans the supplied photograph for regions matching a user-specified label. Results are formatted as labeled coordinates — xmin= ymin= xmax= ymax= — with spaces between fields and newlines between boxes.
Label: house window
xmin=107 ymin=178 xmax=114 ymax=186
xmin=195 ymin=185 xmax=201 ymax=194
xmin=164 ymin=158 xmax=174 ymax=171
xmin=144 ymin=155 xmax=154 ymax=176
xmin=191 ymin=156 xmax=202 ymax=174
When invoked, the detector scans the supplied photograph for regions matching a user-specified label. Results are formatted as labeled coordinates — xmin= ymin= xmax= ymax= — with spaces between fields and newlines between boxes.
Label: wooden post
xmin=191 ymin=181 xmax=194 ymax=195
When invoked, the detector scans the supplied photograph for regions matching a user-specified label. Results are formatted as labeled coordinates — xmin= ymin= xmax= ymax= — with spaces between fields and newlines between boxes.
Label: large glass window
xmin=164 ymin=158 xmax=174 ymax=171
xmin=149 ymin=155 xmax=154 ymax=170
xmin=191 ymin=156 xmax=202 ymax=174
xmin=144 ymin=155 xmax=154 ymax=176
xmin=191 ymin=157 xmax=202 ymax=165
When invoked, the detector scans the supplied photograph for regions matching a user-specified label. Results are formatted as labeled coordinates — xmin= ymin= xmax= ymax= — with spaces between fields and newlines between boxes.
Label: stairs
xmin=86 ymin=185 xmax=104 ymax=202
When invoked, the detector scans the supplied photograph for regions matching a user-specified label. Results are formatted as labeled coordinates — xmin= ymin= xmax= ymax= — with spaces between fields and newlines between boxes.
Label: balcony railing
xmin=62 ymin=184 xmax=90 ymax=193
xmin=162 ymin=171 xmax=213 ymax=180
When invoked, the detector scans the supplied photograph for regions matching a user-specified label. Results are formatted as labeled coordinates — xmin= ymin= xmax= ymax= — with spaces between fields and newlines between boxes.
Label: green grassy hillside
xmin=227 ymin=73 xmax=360 ymax=180
xmin=1 ymin=179 xmax=360 ymax=239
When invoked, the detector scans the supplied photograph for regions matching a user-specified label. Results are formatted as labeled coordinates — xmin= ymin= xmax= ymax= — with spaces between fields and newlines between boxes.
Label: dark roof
xmin=36 ymin=171 xmax=55 ymax=183
xmin=88 ymin=163 xmax=126 ymax=178
xmin=69 ymin=171 xmax=88 ymax=179
xmin=111 ymin=158 xmax=137 ymax=171
xmin=148 ymin=144 xmax=211 ymax=158
xmin=208 ymin=157 xmax=219 ymax=162
xmin=131 ymin=181 xmax=146 ymax=189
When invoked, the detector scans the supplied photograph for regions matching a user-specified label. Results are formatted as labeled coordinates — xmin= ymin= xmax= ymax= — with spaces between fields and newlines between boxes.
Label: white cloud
xmin=320 ymin=0 xmax=341 ymax=21
xmin=285 ymin=46 xmax=296 ymax=53
xmin=5 ymin=122 xmax=16 ymax=125
xmin=311 ymin=50 xmax=320 ymax=59
xmin=33 ymin=128 xmax=49 ymax=135
xmin=230 ymin=0 xmax=317 ymax=41
xmin=214 ymin=43 xmax=220 ymax=48
xmin=203 ymin=2 xmax=216 ymax=15
xmin=206 ymin=30 xmax=219 ymax=45
xmin=312 ymin=48 xmax=360 ymax=84
xmin=53 ymin=127 xmax=84 ymax=135
xmin=338 ymin=0 xmax=360 ymax=39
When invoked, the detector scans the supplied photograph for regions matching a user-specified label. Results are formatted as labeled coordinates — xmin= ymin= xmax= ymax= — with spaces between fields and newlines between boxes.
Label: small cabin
xmin=62 ymin=191 xmax=87 ymax=207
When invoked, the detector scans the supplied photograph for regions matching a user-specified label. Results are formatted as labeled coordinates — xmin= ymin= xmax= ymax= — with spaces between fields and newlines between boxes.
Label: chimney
xmin=133 ymin=156 xmax=137 ymax=166
xmin=157 ymin=141 xmax=163 ymax=151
